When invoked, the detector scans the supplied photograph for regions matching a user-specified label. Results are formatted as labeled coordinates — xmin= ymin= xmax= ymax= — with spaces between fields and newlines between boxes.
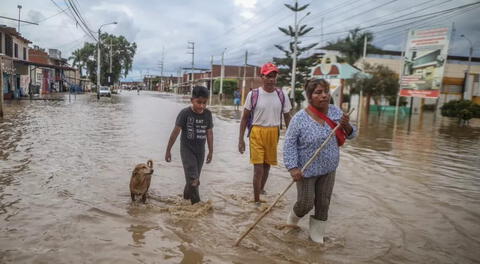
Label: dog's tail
xmin=147 ymin=160 xmax=153 ymax=168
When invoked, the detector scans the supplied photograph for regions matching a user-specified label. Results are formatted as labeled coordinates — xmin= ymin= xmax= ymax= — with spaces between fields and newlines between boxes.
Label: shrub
xmin=213 ymin=79 xmax=237 ymax=95
xmin=440 ymin=100 xmax=480 ymax=121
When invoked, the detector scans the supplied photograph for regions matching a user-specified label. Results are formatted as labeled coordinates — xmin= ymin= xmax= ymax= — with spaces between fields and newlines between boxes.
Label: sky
xmin=1 ymin=0 xmax=480 ymax=81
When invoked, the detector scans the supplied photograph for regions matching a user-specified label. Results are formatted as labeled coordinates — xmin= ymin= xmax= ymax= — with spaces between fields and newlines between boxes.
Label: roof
xmin=14 ymin=59 xmax=76 ymax=71
xmin=0 ymin=25 xmax=32 ymax=44
xmin=319 ymin=46 xmax=480 ymax=63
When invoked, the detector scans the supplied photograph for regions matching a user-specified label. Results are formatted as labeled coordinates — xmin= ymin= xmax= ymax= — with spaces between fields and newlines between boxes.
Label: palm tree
xmin=69 ymin=49 xmax=84 ymax=76
xmin=324 ymin=28 xmax=381 ymax=65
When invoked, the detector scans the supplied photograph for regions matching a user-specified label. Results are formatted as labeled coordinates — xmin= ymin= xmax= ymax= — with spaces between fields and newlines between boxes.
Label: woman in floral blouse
xmin=283 ymin=79 xmax=356 ymax=244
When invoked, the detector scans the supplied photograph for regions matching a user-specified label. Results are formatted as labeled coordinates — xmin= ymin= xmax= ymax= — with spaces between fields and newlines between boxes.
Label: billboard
xmin=400 ymin=27 xmax=450 ymax=98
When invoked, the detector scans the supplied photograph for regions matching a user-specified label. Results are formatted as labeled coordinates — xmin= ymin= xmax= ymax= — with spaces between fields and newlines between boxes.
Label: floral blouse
xmin=283 ymin=105 xmax=357 ymax=178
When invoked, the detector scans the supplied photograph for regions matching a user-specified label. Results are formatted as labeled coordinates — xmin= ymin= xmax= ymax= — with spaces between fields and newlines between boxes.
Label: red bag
xmin=307 ymin=105 xmax=346 ymax=146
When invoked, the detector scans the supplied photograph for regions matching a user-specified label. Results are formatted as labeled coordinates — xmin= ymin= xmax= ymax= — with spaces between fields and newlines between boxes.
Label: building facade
xmin=0 ymin=25 xmax=31 ymax=99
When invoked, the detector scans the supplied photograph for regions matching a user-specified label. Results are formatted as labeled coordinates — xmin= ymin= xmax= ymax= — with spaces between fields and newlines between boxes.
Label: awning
xmin=310 ymin=63 xmax=371 ymax=79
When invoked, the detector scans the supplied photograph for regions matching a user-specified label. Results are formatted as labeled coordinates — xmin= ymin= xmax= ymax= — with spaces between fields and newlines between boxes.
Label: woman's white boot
xmin=286 ymin=207 xmax=302 ymax=226
xmin=309 ymin=216 xmax=326 ymax=244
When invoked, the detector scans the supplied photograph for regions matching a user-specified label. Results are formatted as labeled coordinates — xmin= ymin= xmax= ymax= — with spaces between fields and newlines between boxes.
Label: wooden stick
xmin=234 ymin=108 xmax=354 ymax=246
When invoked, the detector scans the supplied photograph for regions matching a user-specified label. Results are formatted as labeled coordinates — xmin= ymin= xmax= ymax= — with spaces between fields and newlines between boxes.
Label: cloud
xmin=234 ymin=0 xmax=257 ymax=9
xmin=26 ymin=10 xmax=45 ymax=23
xmin=0 ymin=0 xmax=478 ymax=79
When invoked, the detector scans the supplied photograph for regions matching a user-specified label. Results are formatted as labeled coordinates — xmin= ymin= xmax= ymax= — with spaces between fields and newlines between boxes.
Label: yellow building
xmin=358 ymin=51 xmax=480 ymax=106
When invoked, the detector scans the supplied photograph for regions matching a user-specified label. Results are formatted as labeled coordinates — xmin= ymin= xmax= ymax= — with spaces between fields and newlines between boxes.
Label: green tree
xmin=273 ymin=1 xmax=317 ymax=93
xmin=68 ymin=43 xmax=95 ymax=77
xmin=324 ymin=28 xmax=382 ymax=65
xmin=213 ymin=79 xmax=237 ymax=95
xmin=349 ymin=62 xmax=399 ymax=113
xmin=69 ymin=33 xmax=136 ymax=85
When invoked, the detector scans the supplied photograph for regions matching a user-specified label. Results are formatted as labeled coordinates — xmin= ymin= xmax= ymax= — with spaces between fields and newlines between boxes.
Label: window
xmin=14 ymin=43 xmax=18 ymax=58
xmin=23 ymin=47 xmax=26 ymax=60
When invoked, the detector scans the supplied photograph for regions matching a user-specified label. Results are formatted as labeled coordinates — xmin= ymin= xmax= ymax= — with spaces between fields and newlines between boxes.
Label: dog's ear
xmin=147 ymin=160 xmax=153 ymax=168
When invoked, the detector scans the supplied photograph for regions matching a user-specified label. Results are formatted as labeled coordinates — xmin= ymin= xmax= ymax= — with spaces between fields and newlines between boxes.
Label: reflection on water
xmin=0 ymin=91 xmax=479 ymax=263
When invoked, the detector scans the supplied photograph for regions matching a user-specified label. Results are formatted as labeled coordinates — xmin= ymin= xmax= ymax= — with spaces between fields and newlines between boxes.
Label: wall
xmin=361 ymin=56 xmax=480 ymax=78
xmin=11 ymin=36 xmax=29 ymax=61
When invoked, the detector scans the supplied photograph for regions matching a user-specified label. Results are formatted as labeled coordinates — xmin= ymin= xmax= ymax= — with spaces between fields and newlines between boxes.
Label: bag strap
xmin=249 ymin=88 xmax=259 ymax=123
xmin=251 ymin=88 xmax=259 ymax=110
xmin=275 ymin=88 xmax=285 ymax=129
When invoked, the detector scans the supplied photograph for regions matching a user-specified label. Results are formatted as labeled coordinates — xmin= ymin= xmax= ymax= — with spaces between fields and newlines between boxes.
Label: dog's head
xmin=133 ymin=161 xmax=154 ymax=177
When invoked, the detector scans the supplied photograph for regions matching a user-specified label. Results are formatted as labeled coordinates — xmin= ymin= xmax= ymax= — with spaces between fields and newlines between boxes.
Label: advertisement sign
xmin=400 ymin=27 xmax=450 ymax=98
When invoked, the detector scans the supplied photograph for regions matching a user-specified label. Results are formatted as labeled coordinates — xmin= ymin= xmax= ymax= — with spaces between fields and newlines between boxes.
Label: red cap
xmin=261 ymin=62 xmax=279 ymax=76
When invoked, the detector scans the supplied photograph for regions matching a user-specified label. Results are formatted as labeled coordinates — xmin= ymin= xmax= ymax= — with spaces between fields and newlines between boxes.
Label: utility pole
xmin=17 ymin=5 xmax=22 ymax=33
xmin=108 ymin=38 xmax=113 ymax=88
xmin=0 ymin=56 xmax=4 ymax=118
xmin=357 ymin=35 xmax=367 ymax=130
xmin=187 ymin=42 xmax=195 ymax=93
xmin=95 ymin=22 xmax=118 ymax=99
xmin=147 ymin=68 xmax=151 ymax=90
xmin=210 ymin=55 xmax=214 ymax=104
xmin=461 ymin=34 xmax=473 ymax=100
xmin=219 ymin=48 xmax=226 ymax=99
xmin=241 ymin=50 xmax=248 ymax=105
xmin=393 ymin=33 xmax=408 ymax=133
xmin=177 ymin=68 xmax=182 ymax=94
xmin=109 ymin=39 xmax=113 ymax=74
xmin=159 ymin=47 xmax=164 ymax=91
xmin=97 ymin=29 xmax=101 ymax=99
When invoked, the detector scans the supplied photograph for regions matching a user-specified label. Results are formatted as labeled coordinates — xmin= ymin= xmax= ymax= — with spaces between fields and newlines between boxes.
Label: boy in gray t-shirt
xmin=165 ymin=86 xmax=214 ymax=204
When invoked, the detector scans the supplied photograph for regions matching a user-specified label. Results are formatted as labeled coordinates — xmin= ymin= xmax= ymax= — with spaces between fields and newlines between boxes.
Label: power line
xmin=205 ymin=0 xmax=390 ymax=58
xmin=357 ymin=0 xmax=447 ymax=27
xmin=306 ymin=0 xmax=453 ymax=38
xmin=305 ymin=0 xmax=382 ymax=26
xmin=0 ymin=15 xmax=38 ymax=25
xmin=49 ymin=0 xmax=95 ymax=40
xmin=30 ymin=8 xmax=68 ymax=25
xmin=373 ymin=5 xmax=479 ymax=45
xmin=64 ymin=0 xmax=97 ymax=40
xmin=201 ymin=0 xmax=365 ymax=58
xmin=305 ymin=1 xmax=480 ymax=39
xmin=208 ymin=1 xmax=289 ymax=43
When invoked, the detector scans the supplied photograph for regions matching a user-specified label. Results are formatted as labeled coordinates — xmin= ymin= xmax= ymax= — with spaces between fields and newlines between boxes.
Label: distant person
xmin=165 ymin=86 xmax=214 ymax=204
xmin=137 ymin=86 xmax=140 ymax=95
xmin=233 ymin=88 xmax=241 ymax=110
xmin=283 ymin=79 xmax=356 ymax=244
xmin=238 ymin=62 xmax=292 ymax=206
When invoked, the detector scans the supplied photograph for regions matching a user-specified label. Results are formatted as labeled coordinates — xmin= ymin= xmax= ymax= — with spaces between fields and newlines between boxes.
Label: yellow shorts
xmin=249 ymin=126 xmax=279 ymax=165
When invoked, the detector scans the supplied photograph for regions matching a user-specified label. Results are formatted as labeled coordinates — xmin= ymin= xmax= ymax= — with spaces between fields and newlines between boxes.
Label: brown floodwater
xmin=1 ymin=91 xmax=479 ymax=263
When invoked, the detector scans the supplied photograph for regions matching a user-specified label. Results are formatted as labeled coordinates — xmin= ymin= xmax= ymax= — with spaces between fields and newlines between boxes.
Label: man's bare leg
xmin=253 ymin=164 xmax=264 ymax=203
xmin=260 ymin=163 xmax=270 ymax=194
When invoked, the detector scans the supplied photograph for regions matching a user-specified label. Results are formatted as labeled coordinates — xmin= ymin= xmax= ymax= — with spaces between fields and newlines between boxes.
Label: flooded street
xmin=1 ymin=92 xmax=479 ymax=263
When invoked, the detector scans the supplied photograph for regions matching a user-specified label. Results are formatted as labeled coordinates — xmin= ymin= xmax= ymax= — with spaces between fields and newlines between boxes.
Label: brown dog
xmin=129 ymin=160 xmax=154 ymax=203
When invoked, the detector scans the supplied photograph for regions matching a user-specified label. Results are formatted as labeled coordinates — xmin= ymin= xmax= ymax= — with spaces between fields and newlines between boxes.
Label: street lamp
xmin=460 ymin=34 xmax=473 ymax=100
xmin=290 ymin=10 xmax=311 ymax=109
xmin=17 ymin=5 xmax=22 ymax=33
xmin=97 ymin=21 xmax=117 ymax=99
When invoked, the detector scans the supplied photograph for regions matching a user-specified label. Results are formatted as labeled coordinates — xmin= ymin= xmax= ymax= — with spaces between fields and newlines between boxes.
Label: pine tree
xmin=273 ymin=1 xmax=317 ymax=94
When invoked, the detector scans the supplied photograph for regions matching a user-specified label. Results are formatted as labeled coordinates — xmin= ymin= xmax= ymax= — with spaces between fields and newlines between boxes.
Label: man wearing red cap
xmin=238 ymin=62 xmax=292 ymax=205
